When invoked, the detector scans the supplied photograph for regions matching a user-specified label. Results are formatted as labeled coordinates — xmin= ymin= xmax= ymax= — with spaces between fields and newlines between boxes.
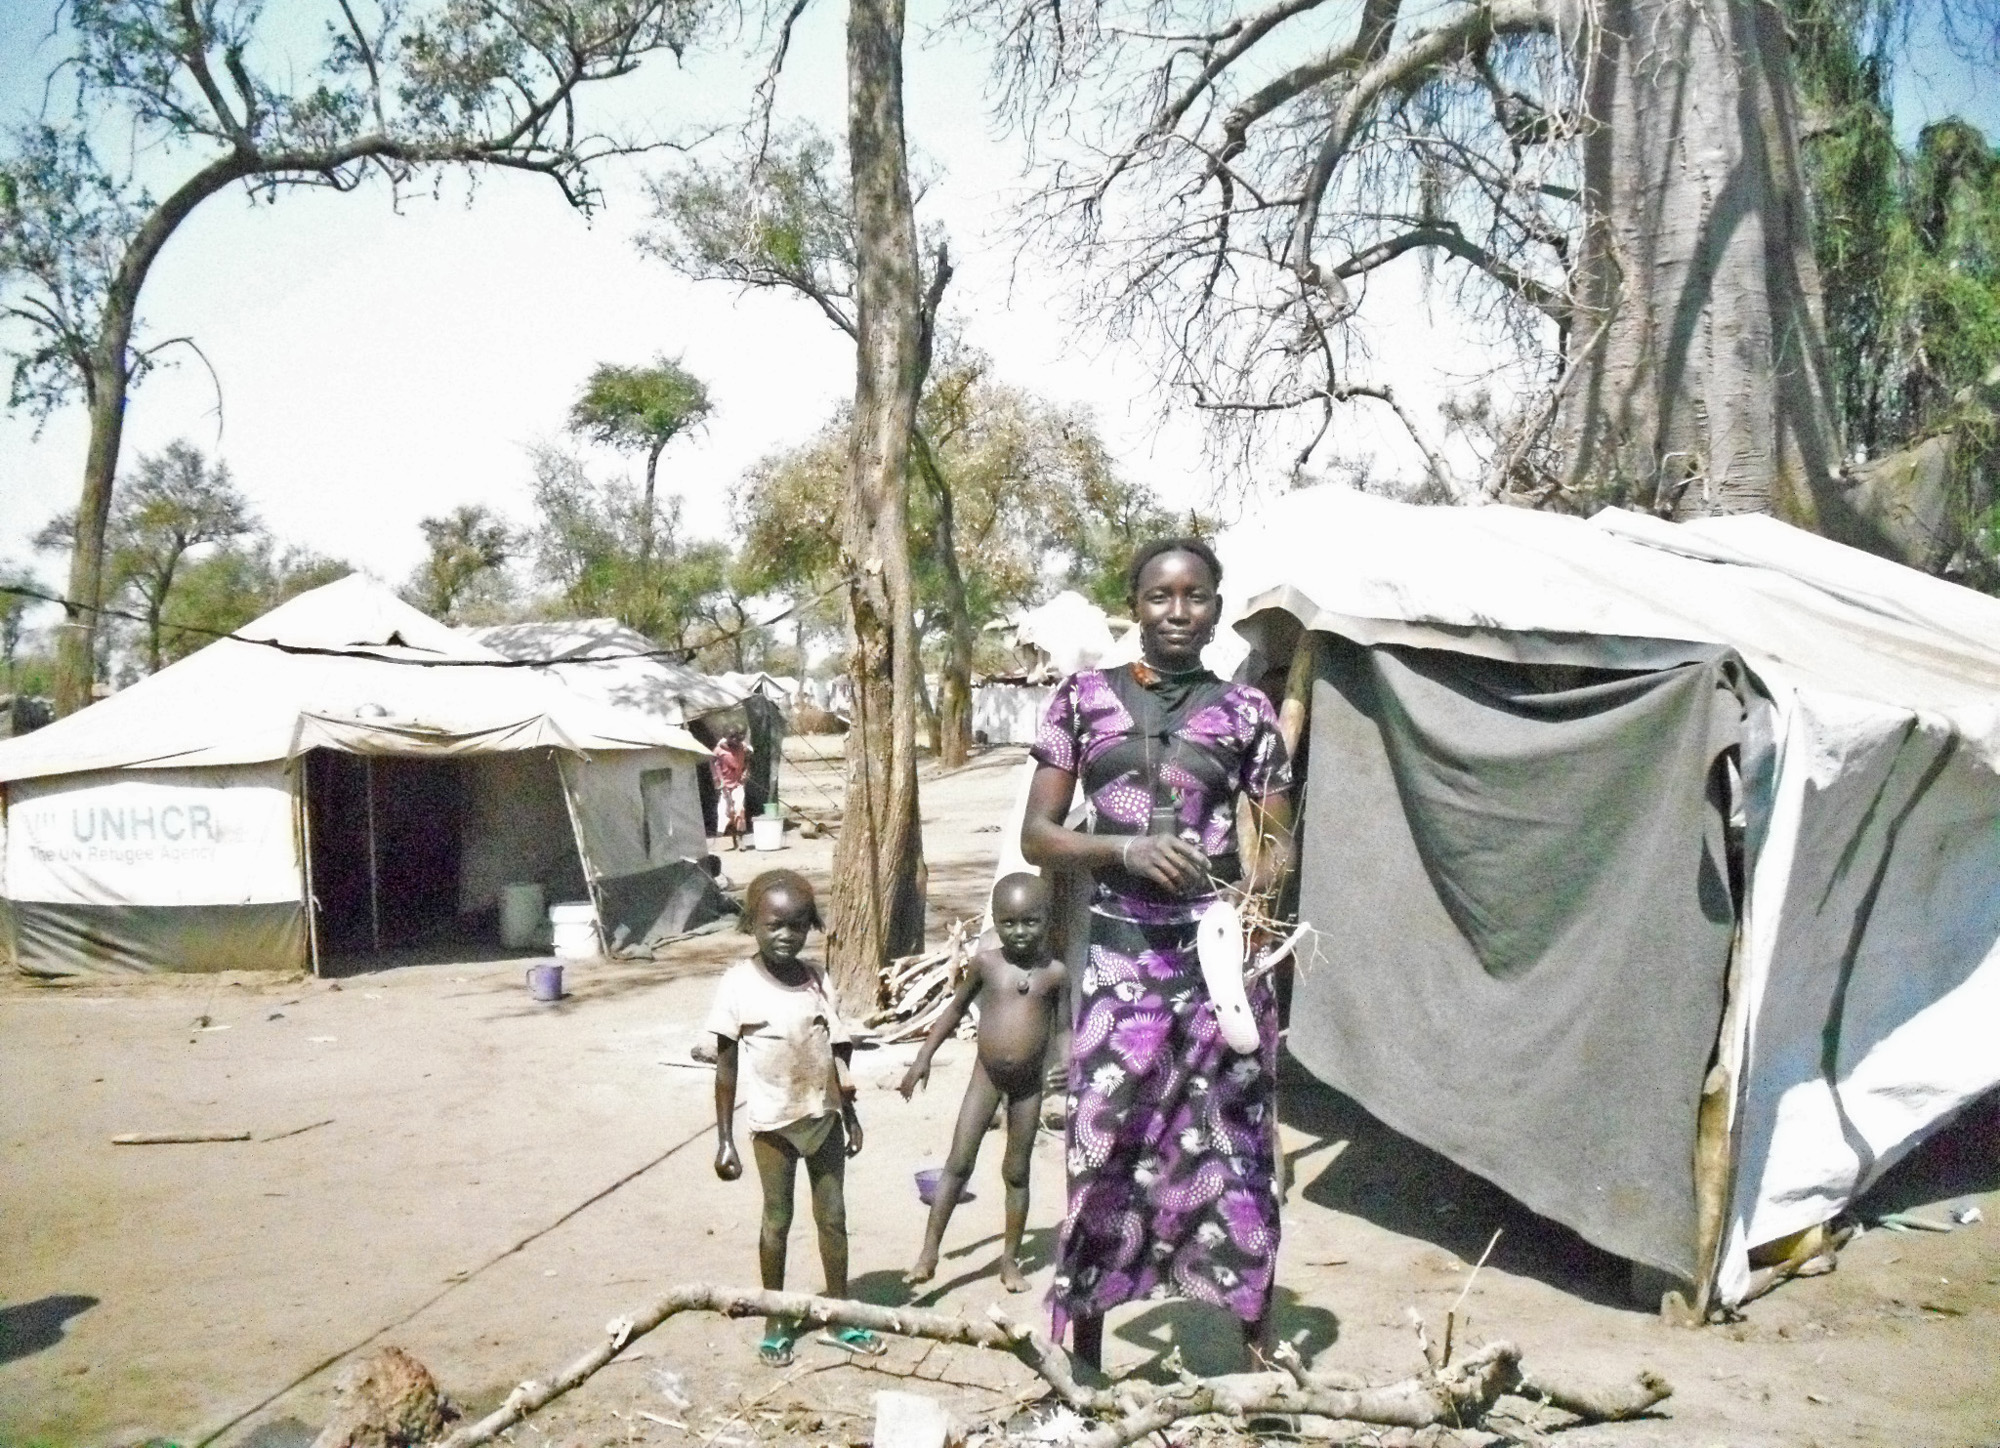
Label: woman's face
xmin=1131 ymin=549 xmax=1222 ymax=669
xmin=752 ymin=886 xmax=815 ymax=966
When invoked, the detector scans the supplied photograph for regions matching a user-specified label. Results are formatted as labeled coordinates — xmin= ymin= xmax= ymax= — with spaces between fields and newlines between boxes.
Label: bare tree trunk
xmin=911 ymin=433 xmax=974 ymax=769
xmin=51 ymin=159 xmax=246 ymax=717
xmin=640 ymin=438 xmax=666 ymax=567
xmin=1560 ymin=0 xmax=1845 ymax=524
xmin=827 ymin=0 xmax=927 ymax=1012
xmin=55 ymin=363 xmax=130 ymax=715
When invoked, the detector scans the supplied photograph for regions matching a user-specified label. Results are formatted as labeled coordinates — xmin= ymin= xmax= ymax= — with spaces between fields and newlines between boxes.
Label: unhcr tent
xmin=466 ymin=619 xmax=747 ymax=725
xmin=0 ymin=579 xmax=715 ymax=976
xmin=467 ymin=623 xmax=792 ymax=825
xmin=1212 ymin=488 xmax=2000 ymax=1310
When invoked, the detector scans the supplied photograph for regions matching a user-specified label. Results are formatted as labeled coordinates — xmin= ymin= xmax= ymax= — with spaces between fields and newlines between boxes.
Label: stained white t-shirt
xmin=704 ymin=957 xmax=850 ymax=1133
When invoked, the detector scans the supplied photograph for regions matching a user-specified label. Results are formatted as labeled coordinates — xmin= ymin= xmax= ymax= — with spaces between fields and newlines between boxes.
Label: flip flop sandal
xmin=818 ymin=1326 xmax=887 ymax=1356
xmin=1197 ymin=898 xmax=1260 ymax=1055
xmin=758 ymin=1328 xmax=797 ymax=1367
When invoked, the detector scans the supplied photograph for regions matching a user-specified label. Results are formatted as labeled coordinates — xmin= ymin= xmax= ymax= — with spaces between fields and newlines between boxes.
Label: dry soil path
xmin=2 ymin=745 xmax=1996 ymax=1448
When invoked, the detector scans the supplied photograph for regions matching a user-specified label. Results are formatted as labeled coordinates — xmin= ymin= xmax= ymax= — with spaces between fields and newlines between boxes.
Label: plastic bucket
xmin=548 ymin=902 xmax=599 ymax=960
xmin=526 ymin=961 xmax=564 ymax=1002
xmin=499 ymin=883 xmax=546 ymax=949
xmin=751 ymin=815 xmax=784 ymax=852
xmin=913 ymin=1167 xmax=972 ymax=1205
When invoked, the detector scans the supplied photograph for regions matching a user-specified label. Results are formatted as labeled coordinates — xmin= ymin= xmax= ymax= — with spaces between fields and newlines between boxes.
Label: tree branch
xmin=753 ymin=0 xmax=819 ymax=165
xmin=171 ymin=0 xmax=251 ymax=149
xmin=1331 ymin=223 xmax=1569 ymax=318
xmin=1286 ymin=0 xmax=1558 ymax=276
xmin=334 ymin=0 xmax=390 ymax=133
xmin=425 ymin=1283 xmax=1671 ymax=1448
xmin=1216 ymin=0 xmax=1405 ymax=161
xmin=1149 ymin=0 xmax=1338 ymax=146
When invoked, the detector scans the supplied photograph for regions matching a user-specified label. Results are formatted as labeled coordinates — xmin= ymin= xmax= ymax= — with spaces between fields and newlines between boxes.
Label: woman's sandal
xmin=818 ymin=1325 xmax=887 ymax=1356
xmin=758 ymin=1326 xmax=797 ymax=1367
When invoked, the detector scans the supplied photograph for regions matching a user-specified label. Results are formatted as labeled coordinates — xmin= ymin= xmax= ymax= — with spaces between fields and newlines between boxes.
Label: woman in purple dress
xmin=1021 ymin=538 xmax=1293 ymax=1371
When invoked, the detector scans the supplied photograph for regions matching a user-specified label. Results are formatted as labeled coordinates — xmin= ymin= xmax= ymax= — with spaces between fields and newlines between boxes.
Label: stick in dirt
xmin=431 ymin=1282 xmax=1672 ymax=1448
xmin=112 ymin=1131 xmax=252 ymax=1145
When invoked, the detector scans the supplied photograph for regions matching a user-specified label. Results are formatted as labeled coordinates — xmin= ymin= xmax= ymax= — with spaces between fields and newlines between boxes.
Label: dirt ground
xmin=2 ymin=741 xmax=1996 ymax=1448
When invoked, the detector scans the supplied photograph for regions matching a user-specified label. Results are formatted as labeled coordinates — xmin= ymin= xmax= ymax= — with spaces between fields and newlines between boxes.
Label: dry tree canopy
xmin=951 ymin=0 xmax=1580 ymax=475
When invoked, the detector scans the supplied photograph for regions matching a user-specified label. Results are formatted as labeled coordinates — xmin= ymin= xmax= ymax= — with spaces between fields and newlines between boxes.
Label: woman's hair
xmin=739 ymin=869 xmax=823 ymax=932
xmin=1125 ymin=536 xmax=1223 ymax=601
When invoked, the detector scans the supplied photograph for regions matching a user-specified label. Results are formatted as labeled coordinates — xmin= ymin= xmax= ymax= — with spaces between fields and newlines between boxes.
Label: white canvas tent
xmin=466 ymin=619 xmax=749 ymax=725
xmin=0 ymin=578 xmax=714 ymax=975
xmin=1212 ymin=487 xmax=2000 ymax=1310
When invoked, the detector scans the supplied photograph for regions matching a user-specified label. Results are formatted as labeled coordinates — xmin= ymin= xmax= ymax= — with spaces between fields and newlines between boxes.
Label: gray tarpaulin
xmin=8 ymin=901 xmax=307 ymax=976
xmin=1289 ymin=639 xmax=1743 ymax=1280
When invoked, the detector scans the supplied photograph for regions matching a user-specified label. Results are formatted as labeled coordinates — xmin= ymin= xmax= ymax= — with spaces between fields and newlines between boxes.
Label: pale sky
xmin=0 ymin=0 xmax=1463 ymax=614
xmin=2 ymin=1 xmax=1992 ymax=620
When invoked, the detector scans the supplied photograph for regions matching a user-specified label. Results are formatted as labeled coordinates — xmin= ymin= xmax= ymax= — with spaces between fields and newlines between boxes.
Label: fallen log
xmin=427 ymin=1283 xmax=1670 ymax=1448
xmin=1521 ymin=1368 xmax=1674 ymax=1422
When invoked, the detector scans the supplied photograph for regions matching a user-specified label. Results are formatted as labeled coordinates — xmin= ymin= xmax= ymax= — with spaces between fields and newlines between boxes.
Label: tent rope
xmin=0 ymin=576 xmax=856 ymax=674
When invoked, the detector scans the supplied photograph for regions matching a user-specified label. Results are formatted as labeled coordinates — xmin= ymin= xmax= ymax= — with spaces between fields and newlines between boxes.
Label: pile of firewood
xmin=866 ymin=918 xmax=977 ymax=1044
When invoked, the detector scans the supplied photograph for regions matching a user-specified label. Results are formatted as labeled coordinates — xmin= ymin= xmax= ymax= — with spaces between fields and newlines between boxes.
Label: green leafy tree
xmin=1791 ymin=0 xmax=2000 ymax=582
xmin=733 ymin=422 xmax=848 ymax=664
xmin=566 ymin=359 xmax=714 ymax=564
xmin=406 ymin=504 xmax=517 ymax=623
xmin=36 ymin=438 xmax=255 ymax=674
xmin=526 ymin=443 xmax=744 ymax=660
xmin=161 ymin=536 xmax=350 ymax=663
xmin=0 ymin=562 xmax=42 ymax=693
xmin=647 ymin=128 xmax=968 ymax=762
xmin=653 ymin=78 xmax=936 ymax=993
xmin=737 ymin=364 xmax=1157 ymax=724
xmin=0 ymin=0 xmax=708 ymax=715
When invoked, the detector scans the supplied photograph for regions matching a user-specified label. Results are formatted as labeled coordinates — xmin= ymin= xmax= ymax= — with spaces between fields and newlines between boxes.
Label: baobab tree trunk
xmin=827 ymin=0 xmax=927 ymax=1011
xmin=1560 ymin=0 xmax=1846 ymax=524
xmin=55 ymin=359 xmax=131 ymax=715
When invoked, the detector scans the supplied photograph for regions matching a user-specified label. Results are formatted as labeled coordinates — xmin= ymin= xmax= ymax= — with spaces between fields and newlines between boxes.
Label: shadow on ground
xmin=0 ymin=1294 xmax=98 ymax=1365
xmin=1111 ymin=1285 xmax=1341 ymax=1379
xmin=884 ymin=1225 xmax=1059 ymax=1309
xmin=1853 ymin=1091 xmax=2000 ymax=1217
xmin=1277 ymin=1055 xmax=1635 ymax=1310
xmin=237 ymin=1416 xmax=316 ymax=1448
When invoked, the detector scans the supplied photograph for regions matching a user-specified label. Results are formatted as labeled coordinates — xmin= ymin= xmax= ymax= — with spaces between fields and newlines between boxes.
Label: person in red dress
xmin=712 ymin=730 xmax=754 ymax=849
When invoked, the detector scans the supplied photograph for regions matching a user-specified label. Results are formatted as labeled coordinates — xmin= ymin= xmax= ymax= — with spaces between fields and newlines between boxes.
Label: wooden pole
xmin=296 ymin=760 xmax=323 ymax=977
xmin=364 ymin=757 xmax=382 ymax=953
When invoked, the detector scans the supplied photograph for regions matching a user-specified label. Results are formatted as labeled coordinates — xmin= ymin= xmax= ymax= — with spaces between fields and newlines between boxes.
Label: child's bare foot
xmin=999 ymin=1256 xmax=1029 ymax=1292
xmin=903 ymin=1253 xmax=938 ymax=1286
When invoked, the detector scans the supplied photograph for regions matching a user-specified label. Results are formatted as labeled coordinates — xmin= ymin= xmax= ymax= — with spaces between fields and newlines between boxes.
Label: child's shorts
xmin=755 ymin=1112 xmax=842 ymax=1160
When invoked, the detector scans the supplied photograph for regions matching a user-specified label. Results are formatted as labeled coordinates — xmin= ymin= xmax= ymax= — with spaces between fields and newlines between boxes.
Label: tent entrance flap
xmin=305 ymin=752 xmax=463 ymax=953
xmin=558 ymin=749 xmax=716 ymax=954
xmin=1287 ymin=637 xmax=1743 ymax=1283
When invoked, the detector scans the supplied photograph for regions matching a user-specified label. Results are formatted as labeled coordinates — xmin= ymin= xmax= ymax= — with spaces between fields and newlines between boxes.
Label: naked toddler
xmin=899 ymin=872 xmax=1067 ymax=1291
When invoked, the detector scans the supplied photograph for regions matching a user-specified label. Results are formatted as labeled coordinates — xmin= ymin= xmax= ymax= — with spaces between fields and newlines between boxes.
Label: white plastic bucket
xmin=751 ymin=816 xmax=784 ymax=851
xmin=499 ymin=883 xmax=547 ymax=949
xmin=548 ymin=901 xmax=599 ymax=960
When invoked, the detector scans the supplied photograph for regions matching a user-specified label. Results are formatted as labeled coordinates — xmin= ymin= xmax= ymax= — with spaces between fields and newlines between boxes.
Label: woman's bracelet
xmin=1120 ymin=836 xmax=1137 ymax=869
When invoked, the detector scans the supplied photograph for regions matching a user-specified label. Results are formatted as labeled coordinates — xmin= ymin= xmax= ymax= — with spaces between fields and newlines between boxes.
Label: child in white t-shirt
xmin=706 ymin=869 xmax=881 ymax=1366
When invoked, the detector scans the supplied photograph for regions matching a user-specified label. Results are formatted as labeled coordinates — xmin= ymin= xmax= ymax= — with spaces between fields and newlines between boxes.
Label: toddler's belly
xmin=978 ymin=1045 xmax=1046 ymax=1097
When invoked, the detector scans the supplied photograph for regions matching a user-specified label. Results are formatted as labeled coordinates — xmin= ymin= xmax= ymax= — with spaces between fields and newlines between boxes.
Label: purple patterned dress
xmin=1032 ymin=665 xmax=1292 ymax=1334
